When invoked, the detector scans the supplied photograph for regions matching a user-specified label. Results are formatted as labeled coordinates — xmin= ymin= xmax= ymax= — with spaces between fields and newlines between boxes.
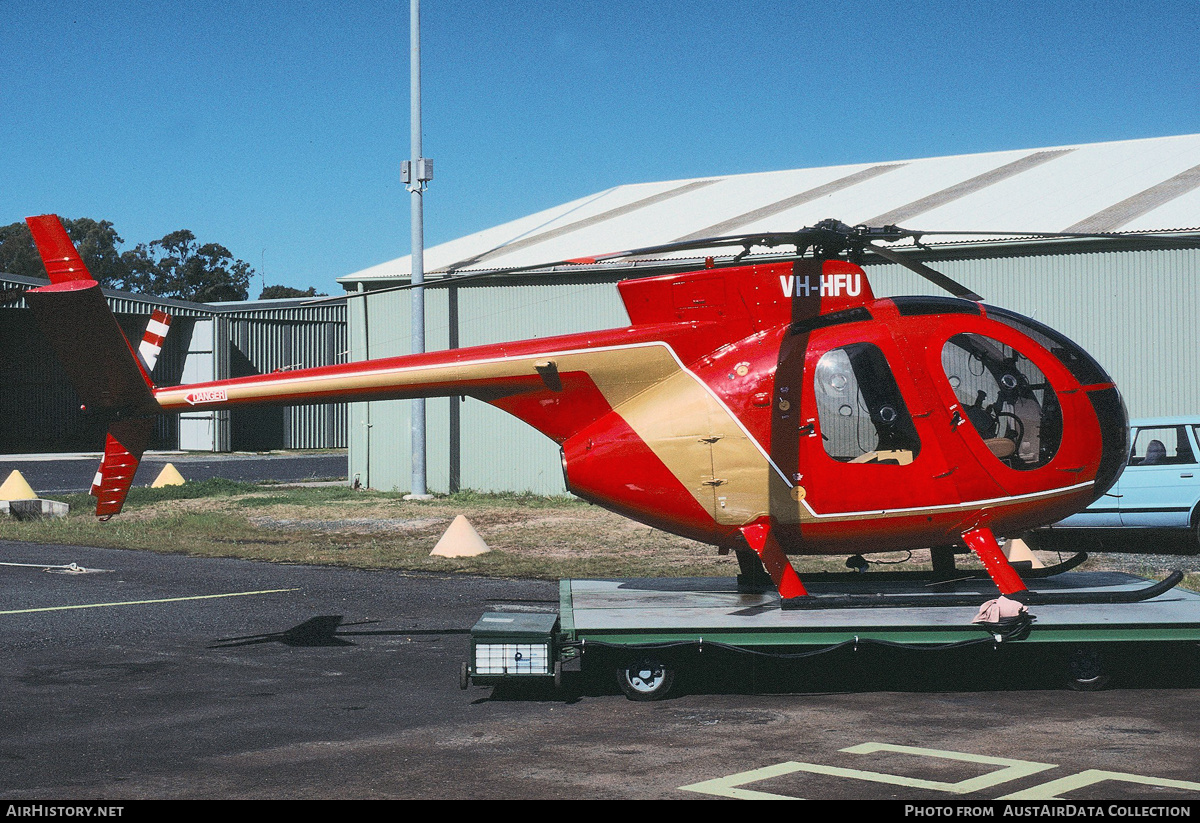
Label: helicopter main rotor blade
xmin=303 ymin=254 xmax=646 ymax=304
xmin=303 ymin=232 xmax=812 ymax=304
xmin=863 ymin=241 xmax=983 ymax=301
xmin=308 ymin=221 xmax=1197 ymax=305
xmin=882 ymin=228 xmax=1199 ymax=243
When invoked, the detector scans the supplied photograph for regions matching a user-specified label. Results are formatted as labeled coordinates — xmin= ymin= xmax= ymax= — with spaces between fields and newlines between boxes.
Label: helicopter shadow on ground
xmin=483 ymin=640 xmax=1200 ymax=703
xmin=209 ymin=614 xmax=470 ymax=648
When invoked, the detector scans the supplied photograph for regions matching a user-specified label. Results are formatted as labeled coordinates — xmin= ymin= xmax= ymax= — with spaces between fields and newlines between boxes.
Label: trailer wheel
xmin=1065 ymin=645 xmax=1110 ymax=691
xmin=616 ymin=658 xmax=675 ymax=701
xmin=459 ymin=662 xmax=470 ymax=690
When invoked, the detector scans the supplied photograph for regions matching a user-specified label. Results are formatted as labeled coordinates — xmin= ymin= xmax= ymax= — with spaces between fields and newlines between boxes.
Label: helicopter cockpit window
xmin=984 ymin=306 xmax=1110 ymax=387
xmin=814 ymin=343 xmax=920 ymax=464
xmin=941 ymin=333 xmax=1063 ymax=470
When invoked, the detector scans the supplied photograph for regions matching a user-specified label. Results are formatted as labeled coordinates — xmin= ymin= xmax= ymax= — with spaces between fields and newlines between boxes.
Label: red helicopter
xmin=21 ymin=214 xmax=1180 ymax=609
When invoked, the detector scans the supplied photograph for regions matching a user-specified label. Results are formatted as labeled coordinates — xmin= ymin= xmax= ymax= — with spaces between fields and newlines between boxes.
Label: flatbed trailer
xmin=463 ymin=571 xmax=1200 ymax=699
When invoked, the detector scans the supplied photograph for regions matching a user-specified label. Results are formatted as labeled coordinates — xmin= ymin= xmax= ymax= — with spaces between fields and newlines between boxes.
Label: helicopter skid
xmin=779 ymin=570 xmax=1183 ymax=610
xmin=771 ymin=550 xmax=1091 ymax=591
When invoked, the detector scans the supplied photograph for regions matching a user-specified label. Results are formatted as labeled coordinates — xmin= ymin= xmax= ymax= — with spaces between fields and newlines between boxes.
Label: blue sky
xmin=2 ymin=1 xmax=1197 ymax=294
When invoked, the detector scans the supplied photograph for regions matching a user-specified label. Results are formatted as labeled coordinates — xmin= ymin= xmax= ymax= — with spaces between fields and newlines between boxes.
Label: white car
xmin=1032 ymin=417 xmax=1200 ymax=552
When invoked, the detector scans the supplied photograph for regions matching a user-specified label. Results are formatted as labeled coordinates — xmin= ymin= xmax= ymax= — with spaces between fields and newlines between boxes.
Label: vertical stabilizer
xmin=24 ymin=215 xmax=161 ymax=518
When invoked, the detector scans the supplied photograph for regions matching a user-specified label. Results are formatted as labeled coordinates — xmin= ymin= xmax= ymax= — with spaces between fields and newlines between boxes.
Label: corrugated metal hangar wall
xmin=347 ymin=280 xmax=627 ymax=494
xmin=221 ymin=301 xmax=348 ymax=451
xmin=0 ymin=276 xmax=347 ymax=454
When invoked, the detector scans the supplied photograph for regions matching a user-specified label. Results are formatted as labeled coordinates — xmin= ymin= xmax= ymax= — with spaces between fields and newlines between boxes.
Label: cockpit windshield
xmin=984 ymin=305 xmax=1111 ymax=386
xmin=941 ymin=333 xmax=1062 ymax=470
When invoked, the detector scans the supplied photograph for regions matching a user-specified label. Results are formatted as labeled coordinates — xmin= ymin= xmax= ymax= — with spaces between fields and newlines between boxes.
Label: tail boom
xmin=150 ymin=332 xmax=694 ymax=444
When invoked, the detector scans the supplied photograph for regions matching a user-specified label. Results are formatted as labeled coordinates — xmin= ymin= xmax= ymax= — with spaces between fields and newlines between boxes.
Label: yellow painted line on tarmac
xmin=682 ymin=742 xmax=1200 ymax=800
xmin=682 ymin=743 xmax=1058 ymax=800
xmin=1000 ymin=769 xmax=1200 ymax=800
xmin=835 ymin=742 xmax=1058 ymax=794
xmin=0 ymin=588 xmax=300 ymax=615
xmin=681 ymin=762 xmax=810 ymax=800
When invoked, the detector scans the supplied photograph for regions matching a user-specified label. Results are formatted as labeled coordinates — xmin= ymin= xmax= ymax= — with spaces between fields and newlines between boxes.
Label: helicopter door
xmin=798 ymin=340 xmax=937 ymax=521
xmin=812 ymin=343 xmax=921 ymax=466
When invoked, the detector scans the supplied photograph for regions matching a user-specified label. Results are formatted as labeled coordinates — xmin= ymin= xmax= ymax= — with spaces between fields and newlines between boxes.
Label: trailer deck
xmin=464 ymin=571 xmax=1200 ymax=699
xmin=560 ymin=571 xmax=1200 ymax=646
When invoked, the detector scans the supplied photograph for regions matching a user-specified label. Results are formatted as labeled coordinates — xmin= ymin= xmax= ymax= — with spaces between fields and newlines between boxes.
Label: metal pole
xmin=358 ymin=282 xmax=371 ymax=490
xmin=448 ymin=284 xmax=460 ymax=493
xmin=407 ymin=0 xmax=431 ymax=499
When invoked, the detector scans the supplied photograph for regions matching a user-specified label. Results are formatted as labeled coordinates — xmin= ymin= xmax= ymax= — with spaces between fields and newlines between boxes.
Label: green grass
xmin=1 ymin=481 xmax=1195 ymax=589
xmin=54 ymin=477 xmax=259 ymax=509
xmin=0 ymin=481 xmax=734 ymax=579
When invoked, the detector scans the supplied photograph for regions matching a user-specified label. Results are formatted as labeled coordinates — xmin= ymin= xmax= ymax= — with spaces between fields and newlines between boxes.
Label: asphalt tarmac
xmin=0 ymin=451 xmax=348 ymax=495
xmin=2 ymin=539 xmax=1199 ymax=801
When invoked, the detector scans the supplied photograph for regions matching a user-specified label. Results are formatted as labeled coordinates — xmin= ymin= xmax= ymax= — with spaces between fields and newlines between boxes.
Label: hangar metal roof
xmin=1 ymin=273 xmax=345 ymax=321
xmin=341 ymin=133 xmax=1200 ymax=285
